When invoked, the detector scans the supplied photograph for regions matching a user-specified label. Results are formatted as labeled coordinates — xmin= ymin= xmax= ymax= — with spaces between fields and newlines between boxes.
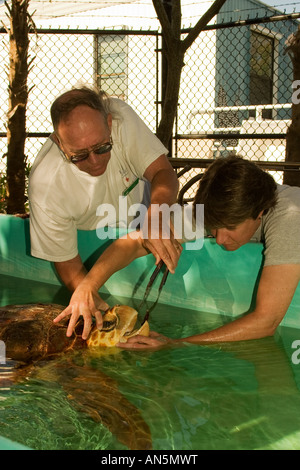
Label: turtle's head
xmin=87 ymin=305 xmax=149 ymax=348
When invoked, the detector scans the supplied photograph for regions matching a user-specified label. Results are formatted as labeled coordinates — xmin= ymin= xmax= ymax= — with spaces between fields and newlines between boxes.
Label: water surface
xmin=1 ymin=273 xmax=300 ymax=450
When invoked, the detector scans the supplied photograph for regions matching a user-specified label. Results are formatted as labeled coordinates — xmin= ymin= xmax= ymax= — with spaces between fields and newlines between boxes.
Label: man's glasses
xmin=64 ymin=138 xmax=113 ymax=164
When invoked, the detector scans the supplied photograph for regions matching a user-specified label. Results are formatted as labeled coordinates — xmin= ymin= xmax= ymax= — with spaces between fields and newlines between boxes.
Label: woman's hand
xmin=53 ymin=280 xmax=109 ymax=339
xmin=117 ymin=331 xmax=176 ymax=350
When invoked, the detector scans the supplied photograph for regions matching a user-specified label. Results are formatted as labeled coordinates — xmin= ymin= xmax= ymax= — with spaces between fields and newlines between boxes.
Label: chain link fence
xmin=0 ymin=13 xmax=298 ymax=206
xmin=0 ymin=29 xmax=160 ymax=176
xmin=174 ymin=14 xmax=298 ymax=200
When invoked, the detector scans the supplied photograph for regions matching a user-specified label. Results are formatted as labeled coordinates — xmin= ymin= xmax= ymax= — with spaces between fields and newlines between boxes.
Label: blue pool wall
xmin=1 ymin=213 xmax=300 ymax=450
xmin=0 ymin=214 xmax=300 ymax=330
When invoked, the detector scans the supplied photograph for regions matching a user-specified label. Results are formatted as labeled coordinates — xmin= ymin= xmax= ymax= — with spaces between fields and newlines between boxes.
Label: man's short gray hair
xmin=50 ymin=86 xmax=111 ymax=131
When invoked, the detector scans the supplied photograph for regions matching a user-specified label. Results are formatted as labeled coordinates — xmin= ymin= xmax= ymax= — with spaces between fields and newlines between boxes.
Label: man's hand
xmin=141 ymin=204 xmax=182 ymax=273
xmin=142 ymin=154 xmax=181 ymax=273
xmin=53 ymin=280 xmax=109 ymax=339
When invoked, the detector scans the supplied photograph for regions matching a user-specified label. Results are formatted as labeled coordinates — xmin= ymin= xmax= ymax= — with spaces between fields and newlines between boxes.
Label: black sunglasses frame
xmin=68 ymin=139 xmax=113 ymax=164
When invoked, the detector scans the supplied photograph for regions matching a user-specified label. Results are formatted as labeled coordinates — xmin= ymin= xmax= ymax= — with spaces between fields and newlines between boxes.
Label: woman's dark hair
xmin=193 ymin=155 xmax=277 ymax=229
xmin=50 ymin=86 xmax=111 ymax=131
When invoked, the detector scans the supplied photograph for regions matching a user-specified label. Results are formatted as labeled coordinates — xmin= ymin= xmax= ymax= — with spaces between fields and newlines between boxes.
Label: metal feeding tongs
xmin=138 ymin=259 xmax=169 ymax=325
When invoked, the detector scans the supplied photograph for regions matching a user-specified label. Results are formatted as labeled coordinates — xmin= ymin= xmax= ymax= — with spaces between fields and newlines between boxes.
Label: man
xmin=28 ymin=87 xmax=179 ymax=337
xmin=54 ymin=155 xmax=300 ymax=343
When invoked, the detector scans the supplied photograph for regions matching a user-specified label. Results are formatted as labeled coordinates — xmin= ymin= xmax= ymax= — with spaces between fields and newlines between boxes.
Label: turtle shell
xmin=0 ymin=303 xmax=84 ymax=362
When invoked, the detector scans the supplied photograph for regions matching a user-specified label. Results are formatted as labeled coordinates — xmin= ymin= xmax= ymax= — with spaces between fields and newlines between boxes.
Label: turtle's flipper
xmin=55 ymin=362 xmax=152 ymax=450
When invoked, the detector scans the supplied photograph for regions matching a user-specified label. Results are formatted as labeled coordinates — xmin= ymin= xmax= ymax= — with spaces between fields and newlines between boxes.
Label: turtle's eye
xmin=101 ymin=320 xmax=116 ymax=332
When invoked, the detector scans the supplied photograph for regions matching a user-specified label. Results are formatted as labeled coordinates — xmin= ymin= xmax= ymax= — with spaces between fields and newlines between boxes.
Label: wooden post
xmin=5 ymin=0 xmax=33 ymax=214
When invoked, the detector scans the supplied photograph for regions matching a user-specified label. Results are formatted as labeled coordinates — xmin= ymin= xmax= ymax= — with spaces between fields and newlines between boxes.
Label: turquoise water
xmin=1 ymin=273 xmax=300 ymax=450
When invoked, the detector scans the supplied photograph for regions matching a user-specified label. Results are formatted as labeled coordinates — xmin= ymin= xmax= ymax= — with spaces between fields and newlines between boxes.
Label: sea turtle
xmin=0 ymin=303 xmax=151 ymax=450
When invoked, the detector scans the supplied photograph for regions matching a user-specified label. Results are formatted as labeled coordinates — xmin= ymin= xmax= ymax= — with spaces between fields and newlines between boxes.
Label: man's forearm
xmin=55 ymin=234 xmax=147 ymax=295
xmin=150 ymin=168 xmax=179 ymax=205
xmin=82 ymin=234 xmax=147 ymax=292
xmin=54 ymin=254 xmax=87 ymax=291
